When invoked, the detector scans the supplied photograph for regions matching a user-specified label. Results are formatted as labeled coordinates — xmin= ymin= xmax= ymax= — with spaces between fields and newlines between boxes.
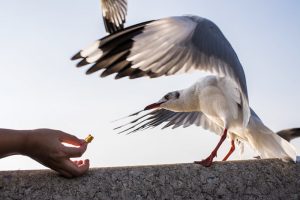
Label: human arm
xmin=0 ymin=128 xmax=89 ymax=178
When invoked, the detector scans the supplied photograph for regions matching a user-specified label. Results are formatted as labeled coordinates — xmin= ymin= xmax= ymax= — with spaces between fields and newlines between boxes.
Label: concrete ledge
xmin=1 ymin=159 xmax=300 ymax=200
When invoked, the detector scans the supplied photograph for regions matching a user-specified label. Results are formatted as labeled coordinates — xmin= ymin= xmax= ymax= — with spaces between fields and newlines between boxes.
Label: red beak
xmin=144 ymin=102 xmax=165 ymax=110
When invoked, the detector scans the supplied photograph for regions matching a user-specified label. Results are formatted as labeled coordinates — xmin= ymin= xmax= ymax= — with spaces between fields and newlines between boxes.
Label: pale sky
xmin=0 ymin=0 xmax=300 ymax=170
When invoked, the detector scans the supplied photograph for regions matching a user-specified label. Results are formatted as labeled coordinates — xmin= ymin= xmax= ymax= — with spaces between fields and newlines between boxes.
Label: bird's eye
xmin=164 ymin=95 xmax=169 ymax=100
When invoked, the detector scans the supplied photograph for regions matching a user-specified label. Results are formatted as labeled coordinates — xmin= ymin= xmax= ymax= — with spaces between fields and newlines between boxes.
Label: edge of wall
xmin=1 ymin=159 xmax=300 ymax=200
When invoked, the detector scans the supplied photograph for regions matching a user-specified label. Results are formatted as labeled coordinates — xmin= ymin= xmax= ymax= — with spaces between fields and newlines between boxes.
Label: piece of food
xmin=85 ymin=134 xmax=94 ymax=143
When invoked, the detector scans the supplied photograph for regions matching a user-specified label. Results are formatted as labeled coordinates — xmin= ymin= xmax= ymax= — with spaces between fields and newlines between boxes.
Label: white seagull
xmin=72 ymin=15 xmax=250 ymax=127
xmin=72 ymin=15 xmax=252 ymax=166
xmin=100 ymin=0 xmax=127 ymax=34
xmin=115 ymin=76 xmax=297 ymax=166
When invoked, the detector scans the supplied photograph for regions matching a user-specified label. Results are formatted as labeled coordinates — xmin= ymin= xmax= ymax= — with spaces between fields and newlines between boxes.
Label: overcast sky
xmin=0 ymin=0 xmax=299 ymax=170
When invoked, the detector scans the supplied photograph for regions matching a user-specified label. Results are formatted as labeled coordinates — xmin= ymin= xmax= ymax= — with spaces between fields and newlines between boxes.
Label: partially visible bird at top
xmin=100 ymin=0 xmax=128 ymax=34
xmin=114 ymin=76 xmax=297 ymax=166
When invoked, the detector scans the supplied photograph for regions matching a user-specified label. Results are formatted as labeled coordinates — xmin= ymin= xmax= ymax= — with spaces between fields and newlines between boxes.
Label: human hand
xmin=21 ymin=129 xmax=89 ymax=178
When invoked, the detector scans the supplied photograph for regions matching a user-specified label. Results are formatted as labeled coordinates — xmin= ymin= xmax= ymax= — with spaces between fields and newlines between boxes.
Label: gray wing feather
xmin=115 ymin=109 xmax=223 ymax=135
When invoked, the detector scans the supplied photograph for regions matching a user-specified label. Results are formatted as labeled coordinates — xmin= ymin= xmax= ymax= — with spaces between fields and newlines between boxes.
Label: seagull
xmin=71 ymin=15 xmax=252 ymax=166
xmin=72 ymin=15 xmax=251 ymax=128
xmin=114 ymin=76 xmax=297 ymax=166
xmin=100 ymin=0 xmax=127 ymax=34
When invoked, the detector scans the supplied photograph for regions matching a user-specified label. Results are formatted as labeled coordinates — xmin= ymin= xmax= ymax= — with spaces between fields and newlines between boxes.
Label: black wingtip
xmin=77 ymin=59 xmax=89 ymax=68
xmin=86 ymin=66 xmax=103 ymax=75
xmin=113 ymin=126 xmax=123 ymax=130
xmin=71 ymin=52 xmax=82 ymax=61
xmin=85 ymin=68 xmax=93 ymax=75
xmin=100 ymin=70 xmax=113 ymax=78
xmin=114 ymin=74 xmax=124 ymax=79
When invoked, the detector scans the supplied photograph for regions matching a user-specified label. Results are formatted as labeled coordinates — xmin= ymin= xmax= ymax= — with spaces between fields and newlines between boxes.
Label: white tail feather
xmin=246 ymin=118 xmax=297 ymax=162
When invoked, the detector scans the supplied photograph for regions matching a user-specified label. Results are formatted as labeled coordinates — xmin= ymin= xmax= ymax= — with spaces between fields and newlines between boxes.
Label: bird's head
xmin=144 ymin=91 xmax=182 ymax=112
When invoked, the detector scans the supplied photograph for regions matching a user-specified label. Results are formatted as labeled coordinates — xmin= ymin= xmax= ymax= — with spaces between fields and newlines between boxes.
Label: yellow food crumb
xmin=85 ymin=134 xmax=94 ymax=143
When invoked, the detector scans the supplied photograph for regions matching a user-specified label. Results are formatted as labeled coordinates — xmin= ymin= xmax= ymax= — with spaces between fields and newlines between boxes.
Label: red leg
xmin=222 ymin=139 xmax=235 ymax=161
xmin=194 ymin=128 xmax=227 ymax=167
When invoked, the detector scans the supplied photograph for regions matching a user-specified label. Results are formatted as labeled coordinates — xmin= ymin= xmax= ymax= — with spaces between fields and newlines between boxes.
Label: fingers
xmin=40 ymin=160 xmax=76 ymax=178
xmin=58 ymin=131 xmax=85 ymax=146
xmin=62 ymin=142 xmax=87 ymax=158
xmin=62 ymin=159 xmax=90 ymax=177
xmin=58 ymin=133 xmax=89 ymax=177
xmin=73 ymin=160 xmax=83 ymax=165
xmin=57 ymin=168 xmax=73 ymax=178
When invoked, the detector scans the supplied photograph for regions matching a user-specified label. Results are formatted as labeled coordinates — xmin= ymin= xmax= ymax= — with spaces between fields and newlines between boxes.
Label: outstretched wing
xmin=72 ymin=15 xmax=250 ymax=126
xmin=115 ymin=109 xmax=223 ymax=135
xmin=101 ymin=0 xmax=127 ymax=34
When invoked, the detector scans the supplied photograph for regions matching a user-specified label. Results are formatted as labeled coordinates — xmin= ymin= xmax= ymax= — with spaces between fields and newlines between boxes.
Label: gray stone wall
xmin=1 ymin=159 xmax=300 ymax=200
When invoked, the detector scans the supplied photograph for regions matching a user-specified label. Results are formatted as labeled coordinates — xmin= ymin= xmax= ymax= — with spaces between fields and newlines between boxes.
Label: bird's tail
xmin=276 ymin=128 xmax=300 ymax=142
xmin=246 ymin=118 xmax=297 ymax=162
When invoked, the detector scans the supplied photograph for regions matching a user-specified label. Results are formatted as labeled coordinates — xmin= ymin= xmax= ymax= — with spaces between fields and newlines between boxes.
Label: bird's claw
xmin=194 ymin=155 xmax=214 ymax=167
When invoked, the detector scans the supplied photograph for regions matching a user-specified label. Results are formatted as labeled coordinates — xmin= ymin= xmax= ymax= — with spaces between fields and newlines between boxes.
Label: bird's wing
xmin=276 ymin=128 xmax=300 ymax=142
xmin=72 ymin=15 xmax=250 ymax=126
xmin=101 ymin=0 xmax=127 ymax=34
xmin=114 ymin=109 xmax=223 ymax=135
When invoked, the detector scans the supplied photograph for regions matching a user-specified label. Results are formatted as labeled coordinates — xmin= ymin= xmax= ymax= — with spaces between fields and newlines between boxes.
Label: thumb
xmin=58 ymin=131 xmax=84 ymax=146
xmin=62 ymin=142 xmax=87 ymax=158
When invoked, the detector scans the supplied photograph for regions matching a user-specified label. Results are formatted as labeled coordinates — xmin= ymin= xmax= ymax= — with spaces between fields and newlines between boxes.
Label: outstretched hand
xmin=21 ymin=129 xmax=90 ymax=178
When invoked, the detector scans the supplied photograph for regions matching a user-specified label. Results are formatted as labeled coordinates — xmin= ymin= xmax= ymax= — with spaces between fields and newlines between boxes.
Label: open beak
xmin=144 ymin=101 xmax=165 ymax=110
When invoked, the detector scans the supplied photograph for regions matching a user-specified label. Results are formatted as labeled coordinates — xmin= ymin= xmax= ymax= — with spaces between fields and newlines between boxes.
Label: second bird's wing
xmin=277 ymin=128 xmax=300 ymax=142
xmin=101 ymin=0 xmax=127 ymax=34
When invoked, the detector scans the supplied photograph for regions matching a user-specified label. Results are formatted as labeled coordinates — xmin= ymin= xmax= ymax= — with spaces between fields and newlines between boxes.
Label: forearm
xmin=0 ymin=129 xmax=28 ymax=158
xmin=0 ymin=128 xmax=89 ymax=177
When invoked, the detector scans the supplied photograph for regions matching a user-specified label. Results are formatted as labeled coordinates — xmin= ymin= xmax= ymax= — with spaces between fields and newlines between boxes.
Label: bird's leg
xmin=194 ymin=128 xmax=228 ymax=167
xmin=222 ymin=139 xmax=235 ymax=161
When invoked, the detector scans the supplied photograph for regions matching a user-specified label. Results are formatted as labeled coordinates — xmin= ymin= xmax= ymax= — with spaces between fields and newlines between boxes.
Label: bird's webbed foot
xmin=194 ymin=153 xmax=216 ymax=167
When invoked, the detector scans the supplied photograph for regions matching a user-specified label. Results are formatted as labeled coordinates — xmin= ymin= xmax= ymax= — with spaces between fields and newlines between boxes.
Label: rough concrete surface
xmin=0 ymin=159 xmax=299 ymax=200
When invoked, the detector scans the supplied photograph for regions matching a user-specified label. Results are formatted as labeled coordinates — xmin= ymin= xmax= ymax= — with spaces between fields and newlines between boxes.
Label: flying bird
xmin=72 ymin=15 xmax=250 ymax=127
xmin=72 ymin=15 xmax=252 ymax=166
xmin=100 ymin=0 xmax=127 ymax=34
xmin=115 ymin=76 xmax=297 ymax=166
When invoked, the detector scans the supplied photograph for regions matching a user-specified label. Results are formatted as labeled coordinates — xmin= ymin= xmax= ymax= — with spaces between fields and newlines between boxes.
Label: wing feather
xmin=101 ymin=0 xmax=127 ymax=34
xmin=116 ymin=109 xmax=223 ymax=135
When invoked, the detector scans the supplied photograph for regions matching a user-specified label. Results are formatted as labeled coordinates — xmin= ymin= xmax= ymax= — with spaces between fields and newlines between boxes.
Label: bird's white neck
xmin=180 ymin=86 xmax=201 ymax=112
xmin=161 ymin=85 xmax=200 ymax=113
